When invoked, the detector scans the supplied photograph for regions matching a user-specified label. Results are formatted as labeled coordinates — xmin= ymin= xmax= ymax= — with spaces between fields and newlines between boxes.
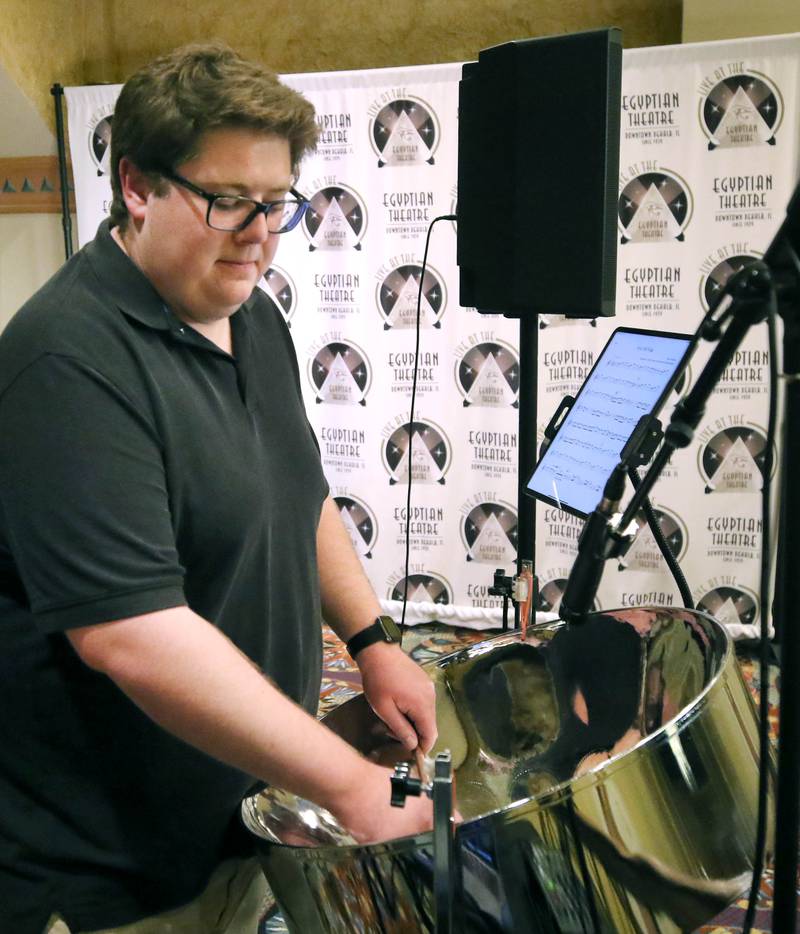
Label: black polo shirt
xmin=0 ymin=220 xmax=328 ymax=932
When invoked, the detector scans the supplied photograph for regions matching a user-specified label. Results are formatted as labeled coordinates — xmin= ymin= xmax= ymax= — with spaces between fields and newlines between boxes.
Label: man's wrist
xmin=345 ymin=615 xmax=401 ymax=659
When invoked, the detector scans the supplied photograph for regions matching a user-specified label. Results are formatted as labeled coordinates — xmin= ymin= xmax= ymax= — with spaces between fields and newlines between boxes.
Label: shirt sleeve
xmin=0 ymin=353 xmax=186 ymax=632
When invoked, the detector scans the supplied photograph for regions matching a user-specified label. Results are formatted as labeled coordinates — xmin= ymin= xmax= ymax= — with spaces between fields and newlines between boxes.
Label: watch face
xmin=379 ymin=615 xmax=401 ymax=641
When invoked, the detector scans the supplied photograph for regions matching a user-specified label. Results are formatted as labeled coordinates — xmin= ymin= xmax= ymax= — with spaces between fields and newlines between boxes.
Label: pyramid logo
xmin=697 ymin=585 xmax=758 ymax=628
xmin=700 ymin=254 xmax=760 ymax=312
xmin=303 ymin=185 xmax=367 ymax=251
xmin=461 ymin=502 xmax=518 ymax=565
xmin=619 ymin=171 xmax=692 ymax=244
xmin=382 ymin=419 xmax=451 ymax=485
xmin=376 ymin=263 xmax=445 ymax=329
xmin=309 ymin=341 xmax=370 ymax=405
xmin=89 ymin=114 xmax=114 ymax=176
xmin=334 ymin=495 xmax=378 ymax=558
xmin=257 ymin=265 xmax=296 ymax=324
xmin=370 ymin=97 xmax=439 ymax=167
xmin=536 ymin=577 xmax=567 ymax=613
xmin=456 ymin=341 xmax=519 ymax=407
xmin=701 ymin=73 xmax=782 ymax=149
xmin=391 ymin=432 xmax=442 ymax=483
xmin=536 ymin=575 xmax=599 ymax=614
xmin=390 ymin=573 xmax=452 ymax=605
xmin=618 ymin=506 xmax=687 ymax=571
xmin=699 ymin=425 xmax=770 ymax=493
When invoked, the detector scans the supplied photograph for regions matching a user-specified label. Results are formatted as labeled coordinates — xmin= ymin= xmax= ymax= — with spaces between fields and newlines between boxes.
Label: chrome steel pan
xmin=242 ymin=608 xmax=773 ymax=932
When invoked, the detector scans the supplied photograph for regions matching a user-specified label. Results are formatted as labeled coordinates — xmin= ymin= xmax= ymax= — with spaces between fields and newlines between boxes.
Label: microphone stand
xmin=558 ymin=180 xmax=800 ymax=930
xmin=613 ymin=262 xmax=773 ymax=544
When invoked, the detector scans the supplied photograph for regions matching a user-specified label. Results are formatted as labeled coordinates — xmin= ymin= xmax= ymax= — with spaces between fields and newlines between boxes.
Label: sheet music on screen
xmin=526 ymin=328 xmax=692 ymax=518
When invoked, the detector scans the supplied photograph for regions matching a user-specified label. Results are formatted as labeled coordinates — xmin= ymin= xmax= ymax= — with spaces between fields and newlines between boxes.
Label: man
xmin=0 ymin=43 xmax=436 ymax=933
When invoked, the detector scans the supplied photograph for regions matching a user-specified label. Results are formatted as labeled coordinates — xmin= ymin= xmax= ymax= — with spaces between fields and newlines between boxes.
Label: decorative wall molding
xmin=0 ymin=156 xmax=74 ymax=214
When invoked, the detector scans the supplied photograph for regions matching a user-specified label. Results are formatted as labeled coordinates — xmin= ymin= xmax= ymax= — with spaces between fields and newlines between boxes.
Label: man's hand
xmin=329 ymin=760 xmax=434 ymax=844
xmin=356 ymin=641 xmax=438 ymax=753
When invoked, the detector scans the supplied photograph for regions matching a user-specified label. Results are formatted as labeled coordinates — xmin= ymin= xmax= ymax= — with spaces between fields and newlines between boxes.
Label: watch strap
xmin=346 ymin=614 xmax=401 ymax=658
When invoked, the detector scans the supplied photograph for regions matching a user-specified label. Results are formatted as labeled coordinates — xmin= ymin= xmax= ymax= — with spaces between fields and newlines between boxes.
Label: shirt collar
xmin=83 ymin=218 xmax=255 ymax=336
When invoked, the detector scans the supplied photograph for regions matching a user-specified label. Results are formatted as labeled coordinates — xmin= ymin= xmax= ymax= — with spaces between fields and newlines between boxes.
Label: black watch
xmin=346 ymin=615 xmax=401 ymax=658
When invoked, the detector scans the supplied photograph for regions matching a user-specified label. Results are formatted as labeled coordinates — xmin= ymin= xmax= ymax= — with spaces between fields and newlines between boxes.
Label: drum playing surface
xmin=251 ymin=611 xmax=780 ymax=933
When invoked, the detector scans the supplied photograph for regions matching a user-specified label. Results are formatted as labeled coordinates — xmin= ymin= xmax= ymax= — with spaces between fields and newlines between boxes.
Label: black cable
xmin=742 ymin=275 xmax=780 ymax=934
xmin=626 ymin=468 xmax=694 ymax=609
xmin=398 ymin=214 xmax=458 ymax=646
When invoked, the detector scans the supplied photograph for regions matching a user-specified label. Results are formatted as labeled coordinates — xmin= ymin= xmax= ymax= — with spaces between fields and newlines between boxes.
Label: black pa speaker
xmin=457 ymin=28 xmax=623 ymax=318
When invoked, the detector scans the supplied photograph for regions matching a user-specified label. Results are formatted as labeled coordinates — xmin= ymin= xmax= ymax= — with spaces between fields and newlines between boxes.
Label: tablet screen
xmin=526 ymin=328 xmax=692 ymax=518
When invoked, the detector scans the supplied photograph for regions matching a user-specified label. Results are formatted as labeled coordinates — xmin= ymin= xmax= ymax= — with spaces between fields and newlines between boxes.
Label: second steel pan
xmin=243 ymin=608 xmax=773 ymax=932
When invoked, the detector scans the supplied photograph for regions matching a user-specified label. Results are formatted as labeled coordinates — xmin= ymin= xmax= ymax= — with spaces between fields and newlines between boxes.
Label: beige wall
xmin=106 ymin=0 xmax=681 ymax=79
xmin=1 ymin=0 xmax=110 ymax=142
xmin=6 ymin=0 xmax=681 ymax=135
xmin=683 ymin=0 xmax=800 ymax=41
xmin=0 ymin=214 xmax=67 ymax=329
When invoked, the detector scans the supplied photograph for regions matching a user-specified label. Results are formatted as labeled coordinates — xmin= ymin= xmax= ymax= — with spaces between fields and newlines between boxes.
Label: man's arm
xmin=66 ymin=606 xmax=432 ymax=843
xmin=316 ymin=496 xmax=438 ymax=753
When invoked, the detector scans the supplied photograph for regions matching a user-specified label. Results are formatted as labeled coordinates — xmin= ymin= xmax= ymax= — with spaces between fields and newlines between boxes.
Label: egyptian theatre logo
xmin=88 ymin=109 xmax=114 ymax=176
xmin=700 ymin=252 xmax=760 ymax=312
xmin=303 ymin=184 xmax=367 ymax=251
xmin=456 ymin=341 xmax=520 ymax=408
xmin=700 ymin=71 xmax=782 ymax=150
xmin=370 ymin=95 xmax=440 ymax=167
xmin=390 ymin=573 xmax=453 ymax=605
xmin=618 ymin=506 xmax=688 ymax=573
xmin=461 ymin=501 xmax=518 ymax=565
xmin=376 ymin=263 xmax=446 ymax=329
xmin=309 ymin=340 xmax=371 ymax=406
xmin=382 ymin=419 xmax=451 ymax=485
xmin=697 ymin=584 xmax=758 ymax=629
xmin=536 ymin=571 xmax=600 ymax=614
xmin=698 ymin=423 xmax=770 ymax=493
xmin=619 ymin=169 xmax=693 ymax=244
xmin=334 ymin=494 xmax=378 ymax=559
xmin=537 ymin=576 xmax=568 ymax=614
xmin=257 ymin=265 xmax=297 ymax=325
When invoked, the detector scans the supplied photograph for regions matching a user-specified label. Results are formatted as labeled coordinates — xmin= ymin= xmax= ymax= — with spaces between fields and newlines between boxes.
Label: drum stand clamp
xmin=391 ymin=750 xmax=456 ymax=934
xmin=489 ymin=562 xmax=536 ymax=634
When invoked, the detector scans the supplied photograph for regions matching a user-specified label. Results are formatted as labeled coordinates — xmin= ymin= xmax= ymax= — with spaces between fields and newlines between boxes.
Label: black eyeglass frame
xmin=163 ymin=170 xmax=309 ymax=233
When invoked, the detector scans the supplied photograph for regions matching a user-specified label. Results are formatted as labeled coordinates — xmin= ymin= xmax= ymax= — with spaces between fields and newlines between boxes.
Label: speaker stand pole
xmin=516 ymin=315 xmax=538 ymax=606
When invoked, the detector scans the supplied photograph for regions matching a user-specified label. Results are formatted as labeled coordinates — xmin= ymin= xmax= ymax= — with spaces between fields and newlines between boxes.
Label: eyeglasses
xmin=163 ymin=170 xmax=309 ymax=234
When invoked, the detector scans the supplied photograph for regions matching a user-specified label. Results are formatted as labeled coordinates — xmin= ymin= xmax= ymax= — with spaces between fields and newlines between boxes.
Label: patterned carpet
xmin=316 ymin=622 xmax=783 ymax=934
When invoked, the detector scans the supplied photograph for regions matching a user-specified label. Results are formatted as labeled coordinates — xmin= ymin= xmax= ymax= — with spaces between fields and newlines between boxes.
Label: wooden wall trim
xmin=0 ymin=156 xmax=75 ymax=214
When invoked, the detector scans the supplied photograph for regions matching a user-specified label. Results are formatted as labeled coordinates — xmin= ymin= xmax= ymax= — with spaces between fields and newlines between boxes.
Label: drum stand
xmin=391 ymin=751 xmax=456 ymax=934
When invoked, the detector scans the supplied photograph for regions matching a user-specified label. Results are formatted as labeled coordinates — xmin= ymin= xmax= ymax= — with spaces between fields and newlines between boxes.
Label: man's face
xmin=128 ymin=127 xmax=294 ymax=326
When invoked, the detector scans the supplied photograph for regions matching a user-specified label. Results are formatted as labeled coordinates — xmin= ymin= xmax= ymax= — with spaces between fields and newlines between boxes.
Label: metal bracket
xmin=391 ymin=750 xmax=455 ymax=933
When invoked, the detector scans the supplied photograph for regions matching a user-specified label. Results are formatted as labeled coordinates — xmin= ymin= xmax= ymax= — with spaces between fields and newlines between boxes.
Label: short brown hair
xmin=108 ymin=42 xmax=318 ymax=229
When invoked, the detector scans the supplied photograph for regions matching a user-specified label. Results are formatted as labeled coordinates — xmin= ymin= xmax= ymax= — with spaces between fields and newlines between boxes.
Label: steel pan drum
xmin=242 ymin=608 xmax=773 ymax=932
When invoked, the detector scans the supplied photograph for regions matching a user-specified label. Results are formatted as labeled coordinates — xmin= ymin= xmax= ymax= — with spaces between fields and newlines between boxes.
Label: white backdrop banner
xmin=65 ymin=33 xmax=800 ymax=638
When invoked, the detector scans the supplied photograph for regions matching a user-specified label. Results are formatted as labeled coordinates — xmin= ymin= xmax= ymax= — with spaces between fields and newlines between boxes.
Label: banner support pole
xmin=50 ymin=83 xmax=73 ymax=261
